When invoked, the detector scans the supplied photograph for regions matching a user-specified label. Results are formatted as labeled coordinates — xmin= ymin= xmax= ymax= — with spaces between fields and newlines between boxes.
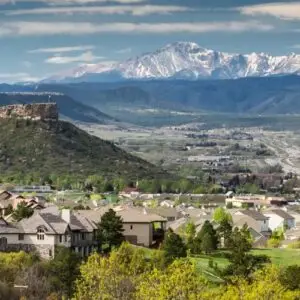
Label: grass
xmin=251 ymin=248 xmax=300 ymax=266
xmin=190 ymin=248 xmax=300 ymax=282
xmin=0 ymin=118 xmax=168 ymax=182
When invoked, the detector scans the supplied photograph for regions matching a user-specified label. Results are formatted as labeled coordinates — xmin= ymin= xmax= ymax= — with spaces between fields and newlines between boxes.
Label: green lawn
xmin=190 ymin=248 xmax=300 ymax=281
xmin=251 ymin=248 xmax=300 ymax=266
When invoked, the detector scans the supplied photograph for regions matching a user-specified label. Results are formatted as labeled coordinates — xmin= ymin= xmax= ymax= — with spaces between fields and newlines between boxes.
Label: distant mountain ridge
xmin=45 ymin=42 xmax=300 ymax=82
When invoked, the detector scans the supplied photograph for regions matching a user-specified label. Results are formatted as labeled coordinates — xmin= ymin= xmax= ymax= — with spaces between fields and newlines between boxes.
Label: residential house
xmin=233 ymin=210 xmax=270 ymax=237
xmin=0 ymin=205 xmax=167 ymax=259
xmin=285 ymin=227 xmax=300 ymax=241
xmin=0 ymin=207 xmax=97 ymax=259
xmin=78 ymin=206 xmax=167 ymax=247
xmin=263 ymin=209 xmax=295 ymax=231
xmin=145 ymin=207 xmax=182 ymax=222
xmin=226 ymin=195 xmax=287 ymax=208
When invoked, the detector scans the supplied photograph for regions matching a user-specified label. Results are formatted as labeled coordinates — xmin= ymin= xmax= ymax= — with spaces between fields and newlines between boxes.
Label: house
xmin=0 ymin=207 xmax=98 ymax=259
xmin=119 ymin=187 xmax=140 ymax=198
xmin=78 ymin=206 xmax=167 ymax=247
xmin=160 ymin=200 xmax=175 ymax=208
xmin=145 ymin=207 xmax=182 ymax=222
xmin=0 ymin=205 xmax=167 ymax=259
xmin=263 ymin=209 xmax=295 ymax=231
xmin=0 ymin=191 xmax=14 ymax=216
xmin=285 ymin=227 xmax=300 ymax=241
xmin=233 ymin=210 xmax=270 ymax=237
xmin=226 ymin=195 xmax=287 ymax=208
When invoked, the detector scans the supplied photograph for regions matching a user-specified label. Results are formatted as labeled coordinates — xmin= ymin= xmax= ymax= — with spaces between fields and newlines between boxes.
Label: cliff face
xmin=0 ymin=103 xmax=58 ymax=121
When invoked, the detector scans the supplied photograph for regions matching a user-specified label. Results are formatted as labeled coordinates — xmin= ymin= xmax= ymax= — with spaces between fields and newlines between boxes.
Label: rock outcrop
xmin=0 ymin=103 xmax=58 ymax=121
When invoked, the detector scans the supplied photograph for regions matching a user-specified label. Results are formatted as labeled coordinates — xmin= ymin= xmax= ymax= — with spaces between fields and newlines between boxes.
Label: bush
xmin=287 ymin=241 xmax=300 ymax=249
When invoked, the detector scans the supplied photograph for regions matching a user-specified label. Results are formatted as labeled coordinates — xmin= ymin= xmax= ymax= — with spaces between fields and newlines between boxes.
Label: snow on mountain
xmin=44 ymin=42 xmax=300 ymax=82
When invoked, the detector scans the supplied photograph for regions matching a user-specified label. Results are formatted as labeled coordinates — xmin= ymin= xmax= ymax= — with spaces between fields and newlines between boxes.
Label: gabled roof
xmin=264 ymin=209 xmax=295 ymax=220
xmin=236 ymin=210 xmax=269 ymax=221
xmin=78 ymin=206 xmax=167 ymax=224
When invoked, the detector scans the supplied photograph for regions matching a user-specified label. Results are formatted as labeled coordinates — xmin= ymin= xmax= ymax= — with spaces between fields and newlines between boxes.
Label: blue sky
xmin=1 ymin=0 xmax=300 ymax=82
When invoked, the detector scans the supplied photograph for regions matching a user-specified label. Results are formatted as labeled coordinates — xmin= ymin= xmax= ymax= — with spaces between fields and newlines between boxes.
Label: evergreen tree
xmin=222 ymin=226 xmax=270 ymax=279
xmin=201 ymin=233 xmax=215 ymax=254
xmin=12 ymin=202 xmax=34 ymax=222
xmin=217 ymin=219 xmax=233 ymax=248
xmin=96 ymin=209 xmax=124 ymax=252
xmin=197 ymin=221 xmax=218 ymax=252
xmin=162 ymin=229 xmax=187 ymax=264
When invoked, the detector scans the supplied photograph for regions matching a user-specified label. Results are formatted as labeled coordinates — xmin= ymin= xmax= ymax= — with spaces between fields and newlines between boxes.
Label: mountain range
xmin=45 ymin=42 xmax=300 ymax=83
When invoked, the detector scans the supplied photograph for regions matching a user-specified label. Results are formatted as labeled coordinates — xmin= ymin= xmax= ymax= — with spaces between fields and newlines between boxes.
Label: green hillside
xmin=0 ymin=118 xmax=167 ymax=182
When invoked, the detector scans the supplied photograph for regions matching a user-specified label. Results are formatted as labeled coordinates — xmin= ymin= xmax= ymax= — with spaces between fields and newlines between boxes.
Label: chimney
xmin=61 ymin=209 xmax=71 ymax=224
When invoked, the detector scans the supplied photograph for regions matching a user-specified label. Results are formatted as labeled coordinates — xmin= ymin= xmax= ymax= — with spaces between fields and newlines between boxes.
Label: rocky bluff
xmin=0 ymin=103 xmax=58 ymax=121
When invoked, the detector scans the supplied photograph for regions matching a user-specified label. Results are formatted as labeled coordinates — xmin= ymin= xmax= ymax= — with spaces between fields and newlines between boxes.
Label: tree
xmin=46 ymin=247 xmax=81 ymax=298
xmin=218 ymin=265 xmax=299 ymax=300
xmin=12 ymin=202 xmax=34 ymax=221
xmin=183 ymin=221 xmax=196 ymax=250
xmin=222 ymin=226 xmax=270 ymax=279
xmin=97 ymin=209 xmax=124 ymax=252
xmin=74 ymin=243 xmax=149 ymax=300
xmin=201 ymin=233 xmax=215 ymax=254
xmin=217 ymin=219 xmax=232 ymax=248
xmin=194 ymin=221 xmax=218 ymax=254
xmin=213 ymin=207 xmax=232 ymax=224
xmin=279 ymin=265 xmax=300 ymax=291
xmin=136 ymin=259 xmax=208 ymax=300
xmin=162 ymin=229 xmax=187 ymax=264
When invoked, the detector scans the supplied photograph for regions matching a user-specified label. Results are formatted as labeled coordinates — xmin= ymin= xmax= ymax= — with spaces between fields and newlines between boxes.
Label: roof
xmin=264 ymin=209 xmax=295 ymax=220
xmin=145 ymin=207 xmax=181 ymax=219
xmin=78 ymin=206 xmax=167 ymax=224
xmin=236 ymin=210 xmax=269 ymax=221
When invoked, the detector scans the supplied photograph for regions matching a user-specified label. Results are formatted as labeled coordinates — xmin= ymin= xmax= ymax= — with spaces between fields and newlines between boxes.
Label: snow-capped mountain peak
xmin=44 ymin=42 xmax=300 ymax=83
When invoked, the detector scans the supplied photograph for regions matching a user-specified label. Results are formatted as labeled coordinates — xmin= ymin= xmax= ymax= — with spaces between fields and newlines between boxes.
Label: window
xmin=49 ymin=249 xmax=52 ymax=257
xmin=81 ymin=233 xmax=85 ymax=240
xmin=65 ymin=234 xmax=68 ymax=242
xmin=130 ymin=225 xmax=133 ymax=230
xmin=59 ymin=235 xmax=63 ymax=243
xmin=18 ymin=234 xmax=24 ymax=241
xmin=37 ymin=228 xmax=45 ymax=240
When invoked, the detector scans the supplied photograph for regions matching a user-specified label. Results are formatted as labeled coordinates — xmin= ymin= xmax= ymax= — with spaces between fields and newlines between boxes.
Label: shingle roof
xmin=264 ymin=209 xmax=295 ymax=220
xmin=237 ymin=210 xmax=269 ymax=221
xmin=78 ymin=206 xmax=167 ymax=224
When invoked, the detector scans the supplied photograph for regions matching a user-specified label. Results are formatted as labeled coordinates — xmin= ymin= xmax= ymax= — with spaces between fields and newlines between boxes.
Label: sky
xmin=1 ymin=0 xmax=300 ymax=82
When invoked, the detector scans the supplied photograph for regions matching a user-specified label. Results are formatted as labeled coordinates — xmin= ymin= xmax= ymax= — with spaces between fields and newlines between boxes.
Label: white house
xmin=233 ymin=210 xmax=270 ymax=233
xmin=263 ymin=209 xmax=295 ymax=231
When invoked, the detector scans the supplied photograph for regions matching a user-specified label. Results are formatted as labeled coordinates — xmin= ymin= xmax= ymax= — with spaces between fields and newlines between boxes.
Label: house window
xmin=81 ymin=233 xmax=85 ymax=240
xmin=37 ymin=228 xmax=45 ymax=240
xmin=130 ymin=225 xmax=133 ymax=230
xmin=49 ymin=249 xmax=52 ymax=257
xmin=65 ymin=234 xmax=68 ymax=242
xmin=18 ymin=234 xmax=24 ymax=241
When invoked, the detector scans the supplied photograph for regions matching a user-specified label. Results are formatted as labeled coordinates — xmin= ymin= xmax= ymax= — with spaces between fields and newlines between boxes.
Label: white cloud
xmin=6 ymin=5 xmax=191 ymax=16
xmin=238 ymin=2 xmax=300 ymax=20
xmin=28 ymin=45 xmax=95 ymax=54
xmin=115 ymin=47 xmax=132 ymax=54
xmin=45 ymin=50 xmax=103 ymax=64
xmin=0 ymin=21 xmax=274 ymax=37
xmin=22 ymin=61 xmax=32 ymax=68
xmin=0 ymin=72 xmax=39 ymax=82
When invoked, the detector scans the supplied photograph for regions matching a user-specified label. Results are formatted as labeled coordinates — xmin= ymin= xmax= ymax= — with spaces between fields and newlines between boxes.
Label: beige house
xmin=0 ymin=205 xmax=167 ymax=259
xmin=78 ymin=206 xmax=167 ymax=247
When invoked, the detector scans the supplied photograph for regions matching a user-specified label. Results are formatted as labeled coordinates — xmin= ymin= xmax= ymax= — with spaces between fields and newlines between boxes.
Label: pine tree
xmin=96 ymin=209 xmax=124 ymax=252
xmin=162 ymin=229 xmax=187 ymax=264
